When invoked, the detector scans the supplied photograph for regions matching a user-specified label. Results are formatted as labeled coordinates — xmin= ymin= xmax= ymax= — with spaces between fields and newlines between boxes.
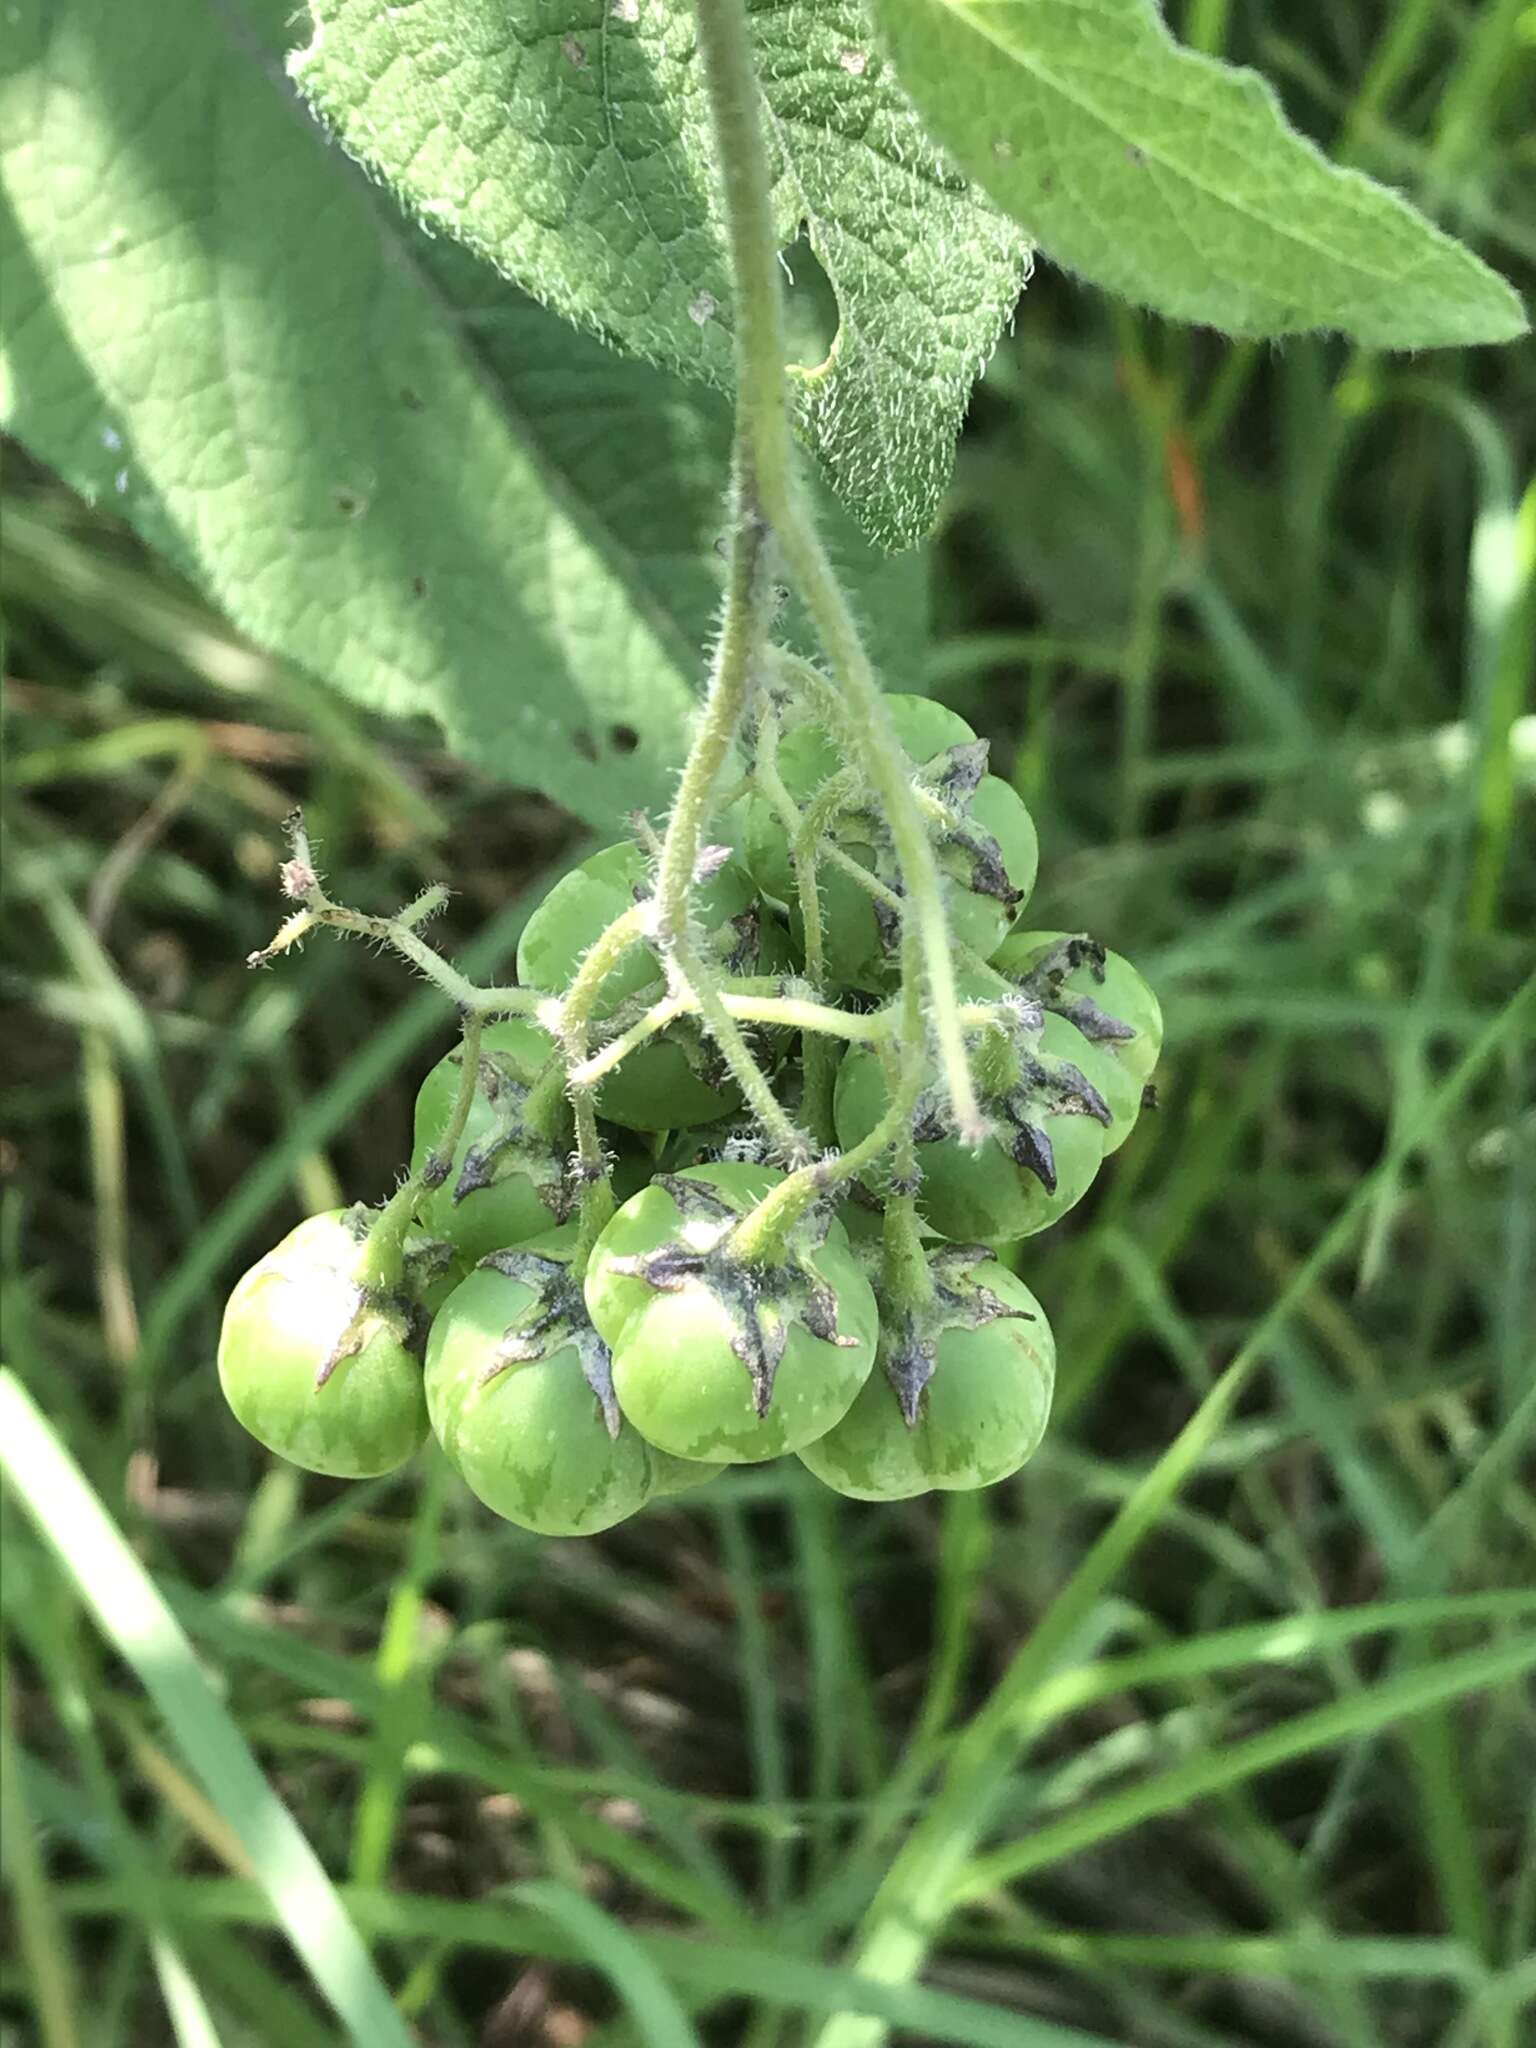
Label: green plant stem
xmin=673 ymin=927 xmax=810 ymax=1163
xmin=250 ymin=850 xmax=537 ymax=1022
xmin=880 ymin=954 xmax=935 ymax=1315
xmin=569 ymin=1174 xmax=617 ymax=1279
xmin=642 ymin=390 xmax=796 ymax=1160
xmin=572 ymin=987 xmax=884 ymax=1090
xmin=653 ymin=438 xmax=771 ymax=949
xmin=694 ymin=0 xmax=983 ymax=1143
xmin=360 ymin=1011 xmax=486 ymax=1289
xmin=753 ymin=704 xmax=838 ymax=1143
xmin=551 ymin=903 xmax=647 ymax=1185
xmin=552 ymin=907 xmax=646 ymax=1061
xmin=729 ymin=967 xmax=928 ymax=1264
xmin=768 ymin=648 xmax=859 ymax=739
xmin=795 ymin=767 xmax=863 ymax=861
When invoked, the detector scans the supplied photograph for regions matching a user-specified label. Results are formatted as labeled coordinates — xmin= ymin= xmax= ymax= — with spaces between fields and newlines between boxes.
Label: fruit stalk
xmin=360 ymin=1010 xmax=488 ymax=1288
xmin=694 ymin=0 xmax=985 ymax=1143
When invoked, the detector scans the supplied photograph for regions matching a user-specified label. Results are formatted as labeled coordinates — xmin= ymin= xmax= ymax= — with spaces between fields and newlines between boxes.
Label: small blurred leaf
xmin=869 ymin=0 xmax=1528 ymax=347
xmin=292 ymin=0 xmax=1030 ymax=548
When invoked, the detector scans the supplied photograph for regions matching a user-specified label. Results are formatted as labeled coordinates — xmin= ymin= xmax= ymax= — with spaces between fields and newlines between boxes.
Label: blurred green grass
xmin=3 ymin=4 xmax=1535 ymax=2044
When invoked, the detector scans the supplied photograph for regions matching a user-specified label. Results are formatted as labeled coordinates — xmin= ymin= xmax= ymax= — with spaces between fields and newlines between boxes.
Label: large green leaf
xmin=868 ymin=0 xmax=1527 ymax=348
xmin=291 ymin=0 xmax=1030 ymax=550
xmin=0 ymin=0 xmax=924 ymax=827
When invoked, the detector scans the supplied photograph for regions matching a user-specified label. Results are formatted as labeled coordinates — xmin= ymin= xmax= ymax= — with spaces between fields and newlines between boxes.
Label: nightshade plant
xmin=2 ymin=0 xmax=1522 ymax=1527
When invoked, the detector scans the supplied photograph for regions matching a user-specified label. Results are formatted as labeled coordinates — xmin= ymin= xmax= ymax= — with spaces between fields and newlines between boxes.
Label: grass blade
xmin=955 ymin=1630 xmax=1536 ymax=1899
xmin=0 ymin=1370 xmax=413 ymax=2048
xmin=512 ymin=1880 xmax=704 ymax=2048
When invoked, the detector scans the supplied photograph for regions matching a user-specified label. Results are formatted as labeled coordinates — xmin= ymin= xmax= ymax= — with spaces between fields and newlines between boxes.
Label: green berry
xmin=425 ymin=1232 xmax=654 ymax=1537
xmin=835 ymin=1010 xmax=1117 ymax=1242
xmin=800 ymin=1254 xmax=1054 ymax=1500
xmin=993 ymin=930 xmax=1162 ymax=1153
xmin=585 ymin=1162 xmax=878 ymax=1463
xmin=746 ymin=695 xmax=1038 ymax=987
xmin=516 ymin=841 xmax=763 ymax=1130
xmin=410 ymin=1020 xmax=568 ymax=1261
xmin=218 ymin=1210 xmax=428 ymax=1478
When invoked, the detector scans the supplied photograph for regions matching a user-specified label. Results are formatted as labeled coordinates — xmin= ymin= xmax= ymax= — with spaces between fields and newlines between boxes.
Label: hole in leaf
xmin=780 ymin=226 xmax=840 ymax=374
xmin=609 ymin=724 xmax=640 ymax=755
xmin=572 ymin=729 xmax=599 ymax=763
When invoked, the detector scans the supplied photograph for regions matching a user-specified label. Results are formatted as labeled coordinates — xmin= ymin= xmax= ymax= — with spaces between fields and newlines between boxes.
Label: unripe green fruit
xmin=835 ymin=1012 xmax=1115 ymax=1242
xmin=410 ymin=1019 xmax=566 ymax=1262
xmin=425 ymin=1237 xmax=653 ymax=1537
xmin=516 ymin=841 xmax=761 ymax=1130
xmin=993 ymin=930 xmax=1162 ymax=1154
xmin=746 ymin=695 xmax=1038 ymax=988
xmin=218 ymin=1211 xmax=428 ymax=1478
xmin=585 ymin=1162 xmax=879 ymax=1463
xmin=799 ymin=1264 xmax=1055 ymax=1500
xmin=647 ymin=1452 xmax=726 ymax=1498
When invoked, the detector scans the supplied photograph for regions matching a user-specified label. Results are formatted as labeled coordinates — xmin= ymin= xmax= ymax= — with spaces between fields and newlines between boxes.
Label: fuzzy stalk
xmin=694 ymin=0 xmax=984 ymax=1143
xmin=752 ymin=703 xmax=839 ymax=1144
xmin=653 ymin=439 xmax=772 ymax=950
xmin=360 ymin=1010 xmax=487 ymax=1290
xmin=729 ymin=961 xmax=928 ymax=1266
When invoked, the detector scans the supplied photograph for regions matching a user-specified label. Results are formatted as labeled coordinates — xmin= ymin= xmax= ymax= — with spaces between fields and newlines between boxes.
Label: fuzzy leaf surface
xmin=292 ymin=0 xmax=1030 ymax=549
xmin=868 ymin=0 xmax=1527 ymax=348
xmin=0 ymin=0 xmax=924 ymax=823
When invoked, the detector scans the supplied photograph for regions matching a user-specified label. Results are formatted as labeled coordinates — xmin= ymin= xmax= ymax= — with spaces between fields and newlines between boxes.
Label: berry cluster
xmin=219 ymin=693 xmax=1160 ymax=1531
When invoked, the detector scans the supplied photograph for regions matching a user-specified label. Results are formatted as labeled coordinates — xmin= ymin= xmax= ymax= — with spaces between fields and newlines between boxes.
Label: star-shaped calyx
xmin=818 ymin=738 xmax=1025 ymax=966
xmin=1005 ymin=934 xmax=1138 ymax=1049
xmin=314 ymin=1209 xmax=427 ymax=1387
xmin=315 ymin=1283 xmax=417 ymax=1388
xmin=912 ymin=998 xmax=1114 ymax=1192
xmin=442 ymin=1049 xmax=572 ymax=1221
xmin=476 ymin=1247 xmax=621 ymax=1437
xmin=604 ymin=1175 xmax=861 ymax=1420
xmin=879 ymin=1243 xmax=1036 ymax=1426
xmin=926 ymin=739 xmax=1026 ymax=912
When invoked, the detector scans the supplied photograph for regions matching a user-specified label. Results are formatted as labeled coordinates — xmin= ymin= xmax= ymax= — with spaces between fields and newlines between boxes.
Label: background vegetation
xmin=2 ymin=3 xmax=1533 ymax=2046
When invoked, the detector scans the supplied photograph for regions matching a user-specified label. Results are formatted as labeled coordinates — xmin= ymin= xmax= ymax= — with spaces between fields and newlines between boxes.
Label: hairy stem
xmin=551 ymin=902 xmax=647 ymax=1177
xmin=653 ymin=439 xmax=772 ymax=950
xmin=881 ymin=945 xmax=936 ymax=1313
xmin=360 ymin=1010 xmax=487 ymax=1290
xmin=769 ymin=647 xmax=860 ymax=740
xmin=695 ymin=0 xmax=982 ymax=1141
xmin=250 ymin=818 xmax=537 ymax=1020
xmin=671 ymin=930 xmax=810 ymax=1163
xmin=730 ymin=959 xmax=929 ymax=1265
xmin=753 ymin=704 xmax=838 ymax=1144
xmin=572 ymin=986 xmax=886 ymax=1090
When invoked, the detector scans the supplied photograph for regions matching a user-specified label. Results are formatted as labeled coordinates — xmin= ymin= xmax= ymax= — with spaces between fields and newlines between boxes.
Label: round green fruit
xmin=835 ymin=1011 xmax=1116 ymax=1243
xmin=746 ymin=695 xmax=1038 ymax=988
xmin=647 ymin=1452 xmax=726 ymax=1498
xmin=410 ymin=1019 xmax=567 ymax=1262
xmin=993 ymin=930 xmax=1162 ymax=1153
xmin=218 ymin=1210 xmax=428 ymax=1478
xmin=516 ymin=841 xmax=760 ymax=1131
xmin=799 ymin=1261 xmax=1055 ymax=1500
xmin=585 ymin=1162 xmax=879 ymax=1463
xmin=425 ymin=1235 xmax=654 ymax=1537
